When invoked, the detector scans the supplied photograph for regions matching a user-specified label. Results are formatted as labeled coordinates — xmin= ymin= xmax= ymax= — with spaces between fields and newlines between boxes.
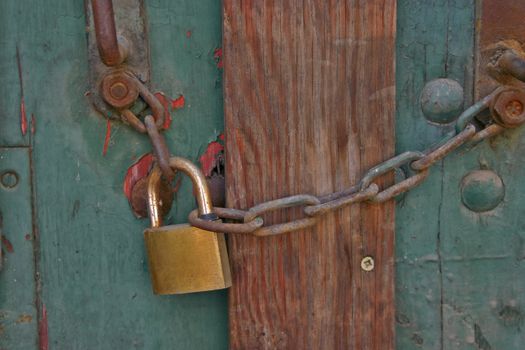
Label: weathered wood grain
xmin=224 ymin=1 xmax=396 ymax=348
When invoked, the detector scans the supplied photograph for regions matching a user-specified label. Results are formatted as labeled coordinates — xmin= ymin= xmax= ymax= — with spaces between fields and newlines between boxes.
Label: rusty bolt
xmin=109 ymin=82 xmax=129 ymax=100
xmin=100 ymin=72 xmax=139 ymax=109
xmin=491 ymin=88 xmax=525 ymax=128
xmin=360 ymin=256 xmax=375 ymax=272
xmin=505 ymin=100 xmax=523 ymax=117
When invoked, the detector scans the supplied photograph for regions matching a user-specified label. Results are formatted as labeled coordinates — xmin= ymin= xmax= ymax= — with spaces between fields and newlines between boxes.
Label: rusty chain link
xmin=187 ymin=86 xmax=525 ymax=237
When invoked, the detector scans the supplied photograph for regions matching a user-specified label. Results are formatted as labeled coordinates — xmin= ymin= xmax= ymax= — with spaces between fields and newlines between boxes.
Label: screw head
xmin=109 ymin=82 xmax=129 ymax=100
xmin=491 ymin=88 xmax=525 ymax=128
xmin=360 ymin=256 xmax=375 ymax=272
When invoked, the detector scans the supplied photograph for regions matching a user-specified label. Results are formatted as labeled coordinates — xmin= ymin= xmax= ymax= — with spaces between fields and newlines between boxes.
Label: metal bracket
xmin=475 ymin=1 xmax=525 ymax=124
xmin=85 ymin=0 xmax=151 ymax=118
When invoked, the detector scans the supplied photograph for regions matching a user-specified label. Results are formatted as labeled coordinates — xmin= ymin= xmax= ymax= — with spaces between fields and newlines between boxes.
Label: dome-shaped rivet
xmin=421 ymin=79 xmax=464 ymax=124
xmin=461 ymin=170 xmax=505 ymax=212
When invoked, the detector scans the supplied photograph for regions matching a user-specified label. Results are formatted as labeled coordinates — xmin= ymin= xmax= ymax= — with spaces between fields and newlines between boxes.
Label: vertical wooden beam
xmin=224 ymin=1 xmax=396 ymax=348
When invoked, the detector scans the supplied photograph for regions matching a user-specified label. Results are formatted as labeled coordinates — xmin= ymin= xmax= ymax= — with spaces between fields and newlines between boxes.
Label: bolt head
xmin=491 ymin=88 xmax=525 ymax=128
xmin=109 ymin=82 xmax=129 ymax=100
xmin=100 ymin=72 xmax=139 ymax=109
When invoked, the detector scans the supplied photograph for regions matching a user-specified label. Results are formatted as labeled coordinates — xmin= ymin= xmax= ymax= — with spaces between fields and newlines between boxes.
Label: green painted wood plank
xmin=440 ymin=130 xmax=525 ymax=349
xmin=0 ymin=1 xmax=33 ymax=146
xmin=0 ymin=0 xmax=227 ymax=348
xmin=0 ymin=147 xmax=38 ymax=349
xmin=396 ymin=1 xmax=448 ymax=348
xmin=435 ymin=1 xmax=525 ymax=349
xmin=395 ymin=1 xmax=475 ymax=349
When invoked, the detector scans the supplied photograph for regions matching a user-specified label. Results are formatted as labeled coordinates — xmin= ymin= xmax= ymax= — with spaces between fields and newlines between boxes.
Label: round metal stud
xmin=420 ymin=79 xmax=464 ymax=124
xmin=461 ymin=170 xmax=505 ymax=212
xmin=360 ymin=256 xmax=375 ymax=272
xmin=0 ymin=170 xmax=19 ymax=189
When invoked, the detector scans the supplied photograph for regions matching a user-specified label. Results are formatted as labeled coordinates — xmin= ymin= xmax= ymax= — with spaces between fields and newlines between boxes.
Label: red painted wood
xmin=224 ymin=1 xmax=397 ymax=348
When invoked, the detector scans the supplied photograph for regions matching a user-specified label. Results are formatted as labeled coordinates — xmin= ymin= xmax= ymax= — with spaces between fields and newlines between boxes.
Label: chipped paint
xmin=172 ymin=95 xmax=185 ymax=110
xmin=214 ymin=48 xmax=223 ymax=69
xmin=20 ymin=99 xmax=27 ymax=136
xmin=1 ymin=236 xmax=14 ymax=253
xmin=154 ymin=92 xmax=173 ymax=130
xmin=199 ymin=134 xmax=224 ymax=177
xmin=16 ymin=314 xmax=32 ymax=324
xmin=16 ymin=46 xmax=28 ymax=136
xmin=123 ymin=153 xmax=154 ymax=202
xmin=102 ymin=120 xmax=111 ymax=156
xmin=39 ymin=304 xmax=48 ymax=350
xmin=186 ymin=30 xmax=192 ymax=38
xmin=154 ymin=92 xmax=185 ymax=130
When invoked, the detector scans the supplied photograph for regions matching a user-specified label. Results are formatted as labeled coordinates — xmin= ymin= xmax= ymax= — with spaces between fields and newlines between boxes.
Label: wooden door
xmin=0 ymin=0 xmax=228 ymax=349
xmin=1 ymin=1 xmax=524 ymax=349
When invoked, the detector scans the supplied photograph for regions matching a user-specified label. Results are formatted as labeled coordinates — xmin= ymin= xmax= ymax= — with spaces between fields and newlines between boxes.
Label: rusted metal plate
xmin=85 ymin=0 xmax=150 ymax=94
xmin=476 ymin=0 xmax=525 ymax=98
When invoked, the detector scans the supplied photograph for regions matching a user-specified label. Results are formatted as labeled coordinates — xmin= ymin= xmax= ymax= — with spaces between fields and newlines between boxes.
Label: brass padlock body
xmin=144 ymin=158 xmax=232 ymax=295
xmin=144 ymin=224 xmax=231 ymax=295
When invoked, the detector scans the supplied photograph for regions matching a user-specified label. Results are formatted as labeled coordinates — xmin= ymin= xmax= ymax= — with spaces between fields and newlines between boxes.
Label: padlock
xmin=144 ymin=157 xmax=232 ymax=295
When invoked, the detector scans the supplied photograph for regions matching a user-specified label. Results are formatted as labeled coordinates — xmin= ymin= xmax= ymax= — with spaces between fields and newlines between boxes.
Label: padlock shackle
xmin=147 ymin=166 xmax=164 ymax=228
xmin=147 ymin=157 xmax=217 ymax=228
xmin=169 ymin=157 xmax=215 ymax=218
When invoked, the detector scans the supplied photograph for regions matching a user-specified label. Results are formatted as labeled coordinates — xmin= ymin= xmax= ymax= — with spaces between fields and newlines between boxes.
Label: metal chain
xmin=188 ymin=86 xmax=523 ymax=237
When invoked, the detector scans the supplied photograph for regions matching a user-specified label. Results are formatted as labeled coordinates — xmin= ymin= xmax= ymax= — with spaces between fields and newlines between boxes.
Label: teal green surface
xmin=0 ymin=148 xmax=38 ymax=349
xmin=397 ymin=0 xmax=525 ymax=349
xmin=440 ymin=126 xmax=525 ymax=349
xmin=1 ymin=0 xmax=226 ymax=348
xmin=396 ymin=0 xmax=475 ymax=349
